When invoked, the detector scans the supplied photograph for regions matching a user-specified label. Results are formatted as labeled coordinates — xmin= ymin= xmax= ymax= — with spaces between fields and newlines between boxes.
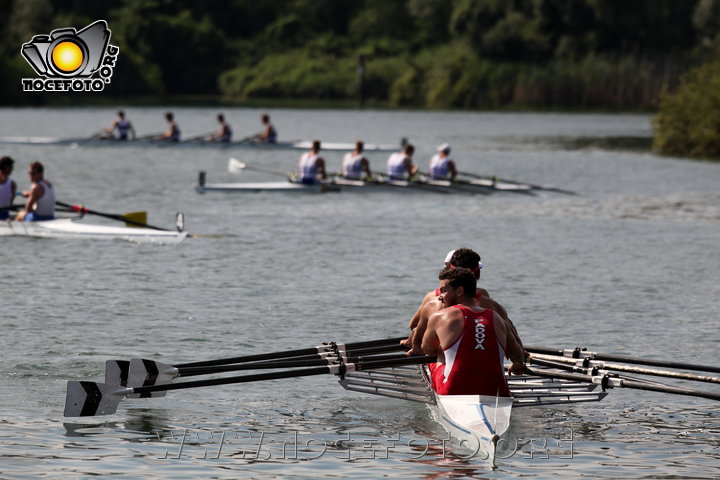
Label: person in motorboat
xmin=297 ymin=140 xmax=327 ymax=185
xmin=421 ymin=267 xmax=527 ymax=396
xmin=102 ymin=110 xmax=136 ymax=141
xmin=404 ymin=248 xmax=523 ymax=355
xmin=0 ymin=156 xmax=17 ymax=220
xmin=386 ymin=143 xmax=418 ymax=180
xmin=158 ymin=112 xmax=181 ymax=142
xmin=209 ymin=114 xmax=232 ymax=143
xmin=15 ymin=161 xmax=55 ymax=221
xmin=428 ymin=143 xmax=457 ymax=180
xmin=341 ymin=141 xmax=372 ymax=180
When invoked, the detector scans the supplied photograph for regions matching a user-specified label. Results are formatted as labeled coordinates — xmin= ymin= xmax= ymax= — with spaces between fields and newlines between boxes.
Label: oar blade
xmin=64 ymin=381 xmax=129 ymax=417
xmin=121 ymin=211 xmax=148 ymax=229
xmin=228 ymin=157 xmax=245 ymax=174
xmin=105 ymin=360 xmax=130 ymax=386
xmin=127 ymin=358 xmax=179 ymax=397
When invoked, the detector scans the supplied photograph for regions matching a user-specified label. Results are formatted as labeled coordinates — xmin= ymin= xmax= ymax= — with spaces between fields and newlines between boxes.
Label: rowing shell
xmin=0 ymin=218 xmax=187 ymax=244
xmin=0 ymin=136 xmax=401 ymax=152
xmin=339 ymin=363 xmax=606 ymax=465
xmin=196 ymin=171 xmax=532 ymax=195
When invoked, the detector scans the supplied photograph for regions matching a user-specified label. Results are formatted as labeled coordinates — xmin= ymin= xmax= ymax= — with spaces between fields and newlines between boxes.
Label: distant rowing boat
xmin=0 ymin=135 xmax=403 ymax=152
xmin=195 ymin=171 xmax=534 ymax=195
xmin=0 ymin=217 xmax=187 ymax=244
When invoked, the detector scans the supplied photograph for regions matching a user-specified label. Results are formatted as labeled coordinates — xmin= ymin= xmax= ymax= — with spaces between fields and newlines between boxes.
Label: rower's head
xmin=165 ymin=112 xmax=174 ymax=122
xmin=445 ymin=248 xmax=482 ymax=279
xmin=311 ymin=139 xmax=321 ymax=153
xmin=28 ymin=161 xmax=44 ymax=181
xmin=117 ymin=110 xmax=125 ymax=119
xmin=403 ymin=144 xmax=414 ymax=156
xmin=355 ymin=141 xmax=364 ymax=153
xmin=437 ymin=267 xmax=477 ymax=307
xmin=217 ymin=113 xmax=225 ymax=123
xmin=0 ymin=156 xmax=14 ymax=175
xmin=262 ymin=114 xmax=270 ymax=124
xmin=437 ymin=143 xmax=451 ymax=155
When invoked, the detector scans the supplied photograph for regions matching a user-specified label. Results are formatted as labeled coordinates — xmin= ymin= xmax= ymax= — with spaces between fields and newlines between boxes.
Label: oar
xmin=137 ymin=132 xmax=164 ymax=141
xmin=105 ymin=336 xmax=407 ymax=387
xmin=182 ymin=133 xmax=215 ymax=144
xmin=65 ymin=354 xmax=436 ymax=417
xmin=526 ymin=361 xmax=720 ymax=402
xmin=458 ymin=170 xmax=576 ymax=195
xmin=228 ymin=158 xmax=292 ymax=178
xmin=525 ymin=346 xmax=720 ymax=374
xmin=529 ymin=352 xmax=720 ymax=384
xmin=114 ymin=342 xmax=408 ymax=392
xmin=55 ymin=201 xmax=170 ymax=231
xmin=369 ymin=171 xmax=450 ymax=194
xmin=417 ymin=173 xmax=495 ymax=195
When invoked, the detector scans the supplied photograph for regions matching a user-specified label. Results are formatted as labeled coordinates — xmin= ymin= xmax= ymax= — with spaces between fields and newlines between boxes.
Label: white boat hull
xmin=0 ymin=218 xmax=187 ymax=244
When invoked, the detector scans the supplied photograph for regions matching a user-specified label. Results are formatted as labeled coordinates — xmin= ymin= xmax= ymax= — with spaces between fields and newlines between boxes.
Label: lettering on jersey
xmin=474 ymin=318 xmax=486 ymax=350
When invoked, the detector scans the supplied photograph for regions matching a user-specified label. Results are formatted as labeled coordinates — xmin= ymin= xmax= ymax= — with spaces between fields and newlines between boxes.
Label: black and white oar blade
xmin=127 ymin=358 xmax=179 ymax=397
xmin=64 ymin=381 xmax=130 ymax=417
xmin=105 ymin=360 xmax=130 ymax=386
xmin=228 ymin=157 xmax=246 ymax=174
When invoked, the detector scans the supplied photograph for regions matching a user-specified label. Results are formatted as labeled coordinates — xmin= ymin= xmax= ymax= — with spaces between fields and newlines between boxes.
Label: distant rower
xmin=0 ymin=156 xmax=17 ymax=220
xmin=297 ymin=140 xmax=327 ymax=184
xmin=341 ymin=141 xmax=372 ymax=180
xmin=386 ymin=143 xmax=417 ymax=180
xmin=428 ymin=143 xmax=457 ymax=180
xmin=210 ymin=114 xmax=232 ymax=143
xmin=158 ymin=112 xmax=181 ymax=142
xmin=103 ymin=110 xmax=136 ymax=141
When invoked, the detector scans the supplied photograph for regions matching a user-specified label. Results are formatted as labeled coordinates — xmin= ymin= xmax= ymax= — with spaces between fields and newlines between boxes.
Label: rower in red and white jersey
xmin=421 ymin=267 xmax=527 ymax=396
xmin=404 ymin=248 xmax=523 ymax=355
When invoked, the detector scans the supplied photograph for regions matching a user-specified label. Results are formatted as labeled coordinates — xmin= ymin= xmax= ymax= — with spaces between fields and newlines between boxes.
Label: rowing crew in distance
xmin=96 ymin=111 xmax=277 ymax=145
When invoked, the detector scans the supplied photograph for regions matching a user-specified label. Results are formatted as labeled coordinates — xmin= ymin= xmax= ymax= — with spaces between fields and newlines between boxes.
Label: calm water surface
xmin=0 ymin=108 xmax=718 ymax=479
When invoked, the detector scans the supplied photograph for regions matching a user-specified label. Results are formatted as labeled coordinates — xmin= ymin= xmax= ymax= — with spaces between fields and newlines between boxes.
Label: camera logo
xmin=21 ymin=20 xmax=119 ymax=92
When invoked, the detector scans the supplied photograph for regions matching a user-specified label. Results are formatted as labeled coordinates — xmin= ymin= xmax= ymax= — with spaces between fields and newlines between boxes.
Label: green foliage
xmin=653 ymin=56 xmax=720 ymax=159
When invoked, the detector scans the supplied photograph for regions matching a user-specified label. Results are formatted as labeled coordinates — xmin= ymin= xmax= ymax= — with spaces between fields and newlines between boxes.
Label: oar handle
xmin=525 ymin=346 xmax=720 ymax=374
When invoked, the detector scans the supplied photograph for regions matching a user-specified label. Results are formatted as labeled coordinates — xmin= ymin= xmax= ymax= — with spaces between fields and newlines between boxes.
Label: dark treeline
xmin=1 ymin=0 xmax=719 ymax=110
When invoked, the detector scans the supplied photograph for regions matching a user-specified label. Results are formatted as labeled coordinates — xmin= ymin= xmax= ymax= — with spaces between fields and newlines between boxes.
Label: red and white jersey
xmin=429 ymin=305 xmax=510 ymax=397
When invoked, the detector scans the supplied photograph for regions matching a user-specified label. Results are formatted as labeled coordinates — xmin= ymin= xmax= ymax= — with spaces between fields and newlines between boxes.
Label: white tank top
xmin=342 ymin=153 xmax=363 ymax=178
xmin=387 ymin=152 xmax=408 ymax=178
xmin=299 ymin=153 xmax=319 ymax=181
xmin=429 ymin=154 xmax=451 ymax=179
xmin=33 ymin=180 xmax=55 ymax=216
xmin=0 ymin=176 xmax=13 ymax=207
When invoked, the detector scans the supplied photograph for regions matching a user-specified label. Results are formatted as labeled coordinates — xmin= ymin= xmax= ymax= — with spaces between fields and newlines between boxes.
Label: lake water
xmin=1 ymin=107 xmax=718 ymax=479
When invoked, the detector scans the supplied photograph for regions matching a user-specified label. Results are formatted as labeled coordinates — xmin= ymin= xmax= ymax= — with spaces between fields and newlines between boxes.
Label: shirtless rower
xmin=341 ymin=141 xmax=372 ymax=180
xmin=421 ymin=267 xmax=527 ymax=396
xmin=15 ymin=161 xmax=55 ymax=221
xmin=404 ymin=248 xmax=522 ymax=355
xmin=297 ymin=140 xmax=327 ymax=184
xmin=386 ymin=143 xmax=417 ymax=180
xmin=428 ymin=143 xmax=457 ymax=180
